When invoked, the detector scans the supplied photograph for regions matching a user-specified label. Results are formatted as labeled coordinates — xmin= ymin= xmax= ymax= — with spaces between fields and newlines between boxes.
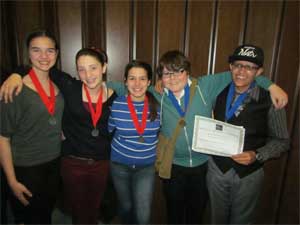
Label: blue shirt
xmin=108 ymin=95 xmax=160 ymax=166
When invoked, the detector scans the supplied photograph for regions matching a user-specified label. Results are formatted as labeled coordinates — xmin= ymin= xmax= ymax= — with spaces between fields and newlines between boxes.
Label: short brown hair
xmin=157 ymin=50 xmax=191 ymax=78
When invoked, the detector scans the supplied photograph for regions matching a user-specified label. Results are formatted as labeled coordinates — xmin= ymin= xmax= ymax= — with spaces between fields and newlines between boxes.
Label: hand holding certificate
xmin=192 ymin=116 xmax=245 ymax=157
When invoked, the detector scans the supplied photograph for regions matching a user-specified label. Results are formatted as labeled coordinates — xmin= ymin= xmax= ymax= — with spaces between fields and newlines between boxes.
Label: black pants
xmin=1 ymin=169 xmax=9 ymax=224
xmin=9 ymin=157 xmax=61 ymax=225
xmin=162 ymin=163 xmax=208 ymax=224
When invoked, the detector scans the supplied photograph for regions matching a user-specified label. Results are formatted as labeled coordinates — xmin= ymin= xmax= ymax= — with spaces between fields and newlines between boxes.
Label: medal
xmin=83 ymin=84 xmax=103 ymax=137
xmin=127 ymin=95 xmax=148 ymax=143
xmin=225 ymin=82 xmax=255 ymax=121
xmin=168 ymin=84 xmax=189 ymax=127
xmin=138 ymin=136 xmax=145 ymax=143
xmin=48 ymin=117 xmax=57 ymax=125
xmin=29 ymin=69 xmax=56 ymax=123
xmin=179 ymin=119 xmax=186 ymax=127
xmin=168 ymin=84 xmax=189 ymax=117
xmin=91 ymin=128 xmax=99 ymax=137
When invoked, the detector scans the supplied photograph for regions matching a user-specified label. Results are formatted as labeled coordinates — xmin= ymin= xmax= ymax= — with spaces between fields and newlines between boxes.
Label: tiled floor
xmin=52 ymin=208 xmax=72 ymax=224
xmin=52 ymin=208 xmax=120 ymax=225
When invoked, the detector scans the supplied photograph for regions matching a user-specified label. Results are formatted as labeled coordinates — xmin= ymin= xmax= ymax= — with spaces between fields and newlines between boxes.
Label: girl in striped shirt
xmin=108 ymin=60 xmax=160 ymax=224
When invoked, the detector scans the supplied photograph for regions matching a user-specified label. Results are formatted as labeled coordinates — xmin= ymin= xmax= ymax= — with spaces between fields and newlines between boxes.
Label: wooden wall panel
xmin=274 ymin=1 xmax=299 ymax=123
xmin=276 ymin=2 xmax=299 ymax=224
xmin=278 ymin=106 xmax=299 ymax=224
xmin=105 ymin=0 xmax=131 ymax=82
xmin=255 ymin=1 xmax=299 ymax=223
xmin=40 ymin=1 xmax=61 ymax=68
xmin=135 ymin=1 xmax=156 ymax=70
xmin=40 ymin=1 xmax=59 ymax=40
xmin=82 ymin=0 xmax=106 ymax=49
xmin=1 ymin=1 xmax=59 ymax=77
xmin=258 ymin=158 xmax=287 ymax=223
xmin=245 ymin=1 xmax=283 ymax=78
xmin=57 ymin=1 xmax=82 ymax=78
xmin=0 ymin=1 xmax=18 ymax=78
xmin=15 ymin=1 xmax=42 ymax=65
xmin=186 ymin=1 xmax=214 ymax=76
xmin=213 ymin=0 xmax=246 ymax=73
xmin=157 ymin=1 xmax=186 ymax=60
xmin=245 ymin=4 xmax=288 ymax=221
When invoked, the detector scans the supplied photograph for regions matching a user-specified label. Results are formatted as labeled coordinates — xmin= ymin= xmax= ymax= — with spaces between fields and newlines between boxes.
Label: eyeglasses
xmin=232 ymin=63 xmax=259 ymax=72
xmin=162 ymin=69 xmax=185 ymax=79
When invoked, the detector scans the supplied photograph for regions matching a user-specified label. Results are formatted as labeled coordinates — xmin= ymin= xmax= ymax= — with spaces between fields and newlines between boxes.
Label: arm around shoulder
xmin=255 ymin=75 xmax=288 ymax=109
xmin=255 ymin=75 xmax=273 ymax=89
xmin=106 ymin=81 xmax=128 ymax=96
xmin=197 ymin=71 xmax=232 ymax=99
xmin=0 ymin=73 xmax=23 ymax=103
xmin=268 ymin=84 xmax=288 ymax=109
xmin=49 ymin=67 xmax=76 ymax=90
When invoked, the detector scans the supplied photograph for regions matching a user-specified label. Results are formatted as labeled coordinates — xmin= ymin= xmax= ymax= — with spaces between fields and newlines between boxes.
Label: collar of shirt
xmin=163 ymin=78 xmax=192 ymax=105
xmin=248 ymin=84 xmax=259 ymax=101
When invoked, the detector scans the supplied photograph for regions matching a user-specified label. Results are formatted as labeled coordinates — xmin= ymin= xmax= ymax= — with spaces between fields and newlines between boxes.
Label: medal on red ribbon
xmin=83 ymin=84 xmax=103 ymax=137
xmin=29 ymin=69 xmax=56 ymax=125
xmin=127 ymin=95 xmax=148 ymax=143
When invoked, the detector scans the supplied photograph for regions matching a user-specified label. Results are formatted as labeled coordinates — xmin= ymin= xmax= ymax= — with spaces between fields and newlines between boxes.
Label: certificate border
xmin=192 ymin=115 xmax=245 ymax=156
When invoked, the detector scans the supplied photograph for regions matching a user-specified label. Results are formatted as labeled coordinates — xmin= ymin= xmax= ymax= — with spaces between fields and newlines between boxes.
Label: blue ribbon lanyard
xmin=168 ymin=84 xmax=190 ymax=117
xmin=225 ymin=81 xmax=255 ymax=121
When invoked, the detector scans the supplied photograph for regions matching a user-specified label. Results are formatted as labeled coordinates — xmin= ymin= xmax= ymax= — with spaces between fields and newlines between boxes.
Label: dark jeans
xmin=110 ymin=161 xmax=155 ymax=224
xmin=162 ymin=163 xmax=208 ymax=224
xmin=9 ymin=157 xmax=61 ymax=225
xmin=61 ymin=157 xmax=109 ymax=224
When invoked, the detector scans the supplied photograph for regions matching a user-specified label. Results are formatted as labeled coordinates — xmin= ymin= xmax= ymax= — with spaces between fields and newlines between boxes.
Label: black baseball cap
xmin=228 ymin=44 xmax=264 ymax=67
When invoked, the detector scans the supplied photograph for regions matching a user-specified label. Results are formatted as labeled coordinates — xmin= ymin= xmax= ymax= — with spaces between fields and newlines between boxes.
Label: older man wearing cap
xmin=206 ymin=45 xmax=290 ymax=224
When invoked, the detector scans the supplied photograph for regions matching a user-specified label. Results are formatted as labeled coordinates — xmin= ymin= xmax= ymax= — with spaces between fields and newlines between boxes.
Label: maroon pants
xmin=61 ymin=156 xmax=109 ymax=224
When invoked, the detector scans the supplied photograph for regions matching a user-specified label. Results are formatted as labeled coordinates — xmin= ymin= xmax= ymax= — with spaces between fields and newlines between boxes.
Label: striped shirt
xmin=108 ymin=95 xmax=160 ymax=166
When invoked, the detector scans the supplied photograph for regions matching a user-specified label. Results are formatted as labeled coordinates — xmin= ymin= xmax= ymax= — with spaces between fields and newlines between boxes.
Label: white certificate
xmin=192 ymin=116 xmax=245 ymax=157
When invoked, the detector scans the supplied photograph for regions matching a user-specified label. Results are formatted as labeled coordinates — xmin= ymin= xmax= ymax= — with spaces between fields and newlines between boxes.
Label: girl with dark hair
xmin=108 ymin=60 xmax=160 ymax=224
xmin=0 ymin=30 xmax=64 ymax=224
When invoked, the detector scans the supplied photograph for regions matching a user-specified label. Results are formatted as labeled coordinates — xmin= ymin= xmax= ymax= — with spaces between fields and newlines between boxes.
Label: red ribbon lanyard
xmin=29 ymin=69 xmax=55 ymax=115
xmin=127 ymin=95 xmax=148 ymax=136
xmin=83 ymin=84 xmax=103 ymax=128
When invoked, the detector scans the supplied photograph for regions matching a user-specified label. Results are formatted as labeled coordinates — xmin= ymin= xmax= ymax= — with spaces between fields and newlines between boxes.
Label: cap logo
xmin=238 ymin=47 xmax=257 ymax=58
